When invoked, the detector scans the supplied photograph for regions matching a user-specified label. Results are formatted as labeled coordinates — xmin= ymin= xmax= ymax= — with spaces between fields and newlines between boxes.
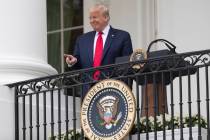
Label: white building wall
xmin=156 ymin=0 xmax=210 ymax=116
xmin=0 ymin=86 xmax=15 ymax=139
xmin=157 ymin=0 xmax=210 ymax=52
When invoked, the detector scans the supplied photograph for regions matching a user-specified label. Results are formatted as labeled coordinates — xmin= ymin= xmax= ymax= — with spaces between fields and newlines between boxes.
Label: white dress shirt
xmin=93 ymin=25 xmax=110 ymax=58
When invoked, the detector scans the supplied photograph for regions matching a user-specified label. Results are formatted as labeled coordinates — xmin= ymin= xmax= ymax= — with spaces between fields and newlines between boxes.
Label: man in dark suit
xmin=65 ymin=3 xmax=133 ymax=96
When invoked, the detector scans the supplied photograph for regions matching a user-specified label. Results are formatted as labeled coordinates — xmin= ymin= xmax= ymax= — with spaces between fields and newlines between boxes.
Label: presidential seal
xmin=130 ymin=48 xmax=147 ymax=69
xmin=81 ymin=79 xmax=136 ymax=140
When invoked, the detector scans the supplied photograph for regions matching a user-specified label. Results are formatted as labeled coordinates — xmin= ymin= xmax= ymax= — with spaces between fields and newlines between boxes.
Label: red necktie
xmin=93 ymin=32 xmax=103 ymax=80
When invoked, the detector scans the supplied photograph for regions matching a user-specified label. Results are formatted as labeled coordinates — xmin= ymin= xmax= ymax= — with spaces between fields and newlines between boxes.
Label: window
xmin=47 ymin=0 xmax=83 ymax=73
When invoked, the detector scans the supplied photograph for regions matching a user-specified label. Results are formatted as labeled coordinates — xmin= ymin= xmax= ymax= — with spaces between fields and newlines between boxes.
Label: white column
xmin=0 ymin=0 xmax=57 ymax=85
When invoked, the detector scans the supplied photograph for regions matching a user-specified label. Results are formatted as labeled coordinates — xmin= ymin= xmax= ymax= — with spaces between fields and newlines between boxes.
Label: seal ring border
xmin=81 ymin=79 xmax=136 ymax=140
xmin=88 ymin=88 xmax=128 ymax=137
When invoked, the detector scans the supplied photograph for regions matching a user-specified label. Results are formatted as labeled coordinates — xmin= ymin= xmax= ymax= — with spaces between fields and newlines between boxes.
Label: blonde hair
xmin=90 ymin=3 xmax=110 ymax=21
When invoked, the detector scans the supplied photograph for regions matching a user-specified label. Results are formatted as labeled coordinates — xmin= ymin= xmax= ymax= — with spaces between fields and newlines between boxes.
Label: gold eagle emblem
xmin=130 ymin=48 xmax=147 ymax=69
xmin=96 ymin=96 xmax=122 ymax=129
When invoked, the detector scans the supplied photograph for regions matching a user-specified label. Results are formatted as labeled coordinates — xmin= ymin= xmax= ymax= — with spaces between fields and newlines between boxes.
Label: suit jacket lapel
xmin=102 ymin=27 xmax=114 ymax=62
xmin=87 ymin=31 xmax=96 ymax=66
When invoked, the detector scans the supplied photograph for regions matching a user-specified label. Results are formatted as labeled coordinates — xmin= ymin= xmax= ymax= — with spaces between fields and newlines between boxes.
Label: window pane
xmin=63 ymin=0 xmax=83 ymax=28
xmin=47 ymin=0 xmax=60 ymax=31
xmin=64 ymin=28 xmax=83 ymax=72
xmin=47 ymin=33 xmax=61 ymax=73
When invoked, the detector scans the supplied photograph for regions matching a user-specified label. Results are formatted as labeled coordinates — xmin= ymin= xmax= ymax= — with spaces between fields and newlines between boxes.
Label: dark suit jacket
xmin=73 ymin=27 xmax=133 ymax=69
xmin=71 ymin=27 xmax=133 ymax=98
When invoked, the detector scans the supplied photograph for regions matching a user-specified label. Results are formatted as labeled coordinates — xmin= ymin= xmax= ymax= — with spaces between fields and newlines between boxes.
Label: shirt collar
xmin=96 ymin=24 xmax=110 ymax=35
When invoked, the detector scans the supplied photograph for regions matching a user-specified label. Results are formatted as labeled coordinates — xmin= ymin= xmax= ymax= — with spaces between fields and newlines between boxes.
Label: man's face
xmin=89 ymin=8 xmax=108 ymax=32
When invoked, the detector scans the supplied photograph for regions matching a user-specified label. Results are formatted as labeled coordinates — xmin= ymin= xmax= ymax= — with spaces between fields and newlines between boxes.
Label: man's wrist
xmin=67 ymin=64 xmax=72 ymax=67
xmin=67 ymin=63 xmax=74 ymax=67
